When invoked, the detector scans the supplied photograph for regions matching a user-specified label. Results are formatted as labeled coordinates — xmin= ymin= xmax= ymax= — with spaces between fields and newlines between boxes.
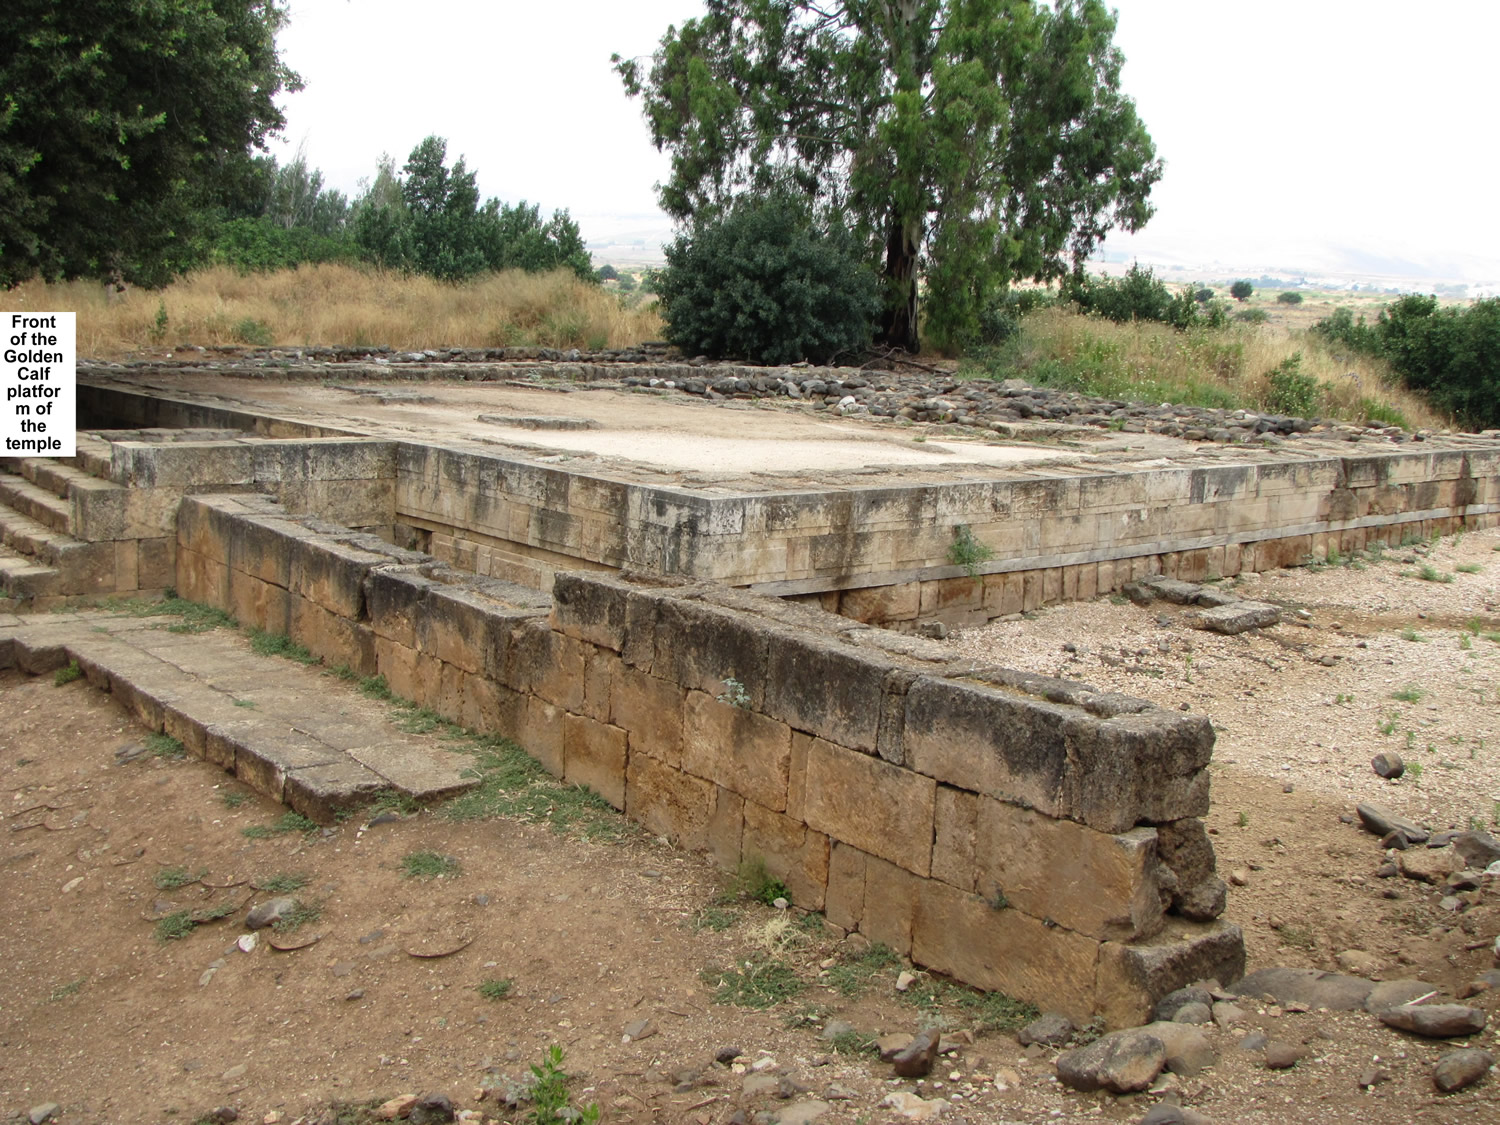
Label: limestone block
xmin=173 ymin=545 xmax=223 ymax=607
xmin=112 ymin=541 xmax=140 ymax=593
xmin=913 ymin=879 xmax=1102 ymax=1024
xmin=227 ymin=516 xmax=304 ymax=587
xmin=175 ymin=497 xmax=234 ymax=565
xmin=742 ymin=800 xmax=830 ymax=910
xmin=932 ymin=786 xmax=980 ymax=893
xmin=458 ymin=672 xmax=523 ymax=737
xmin=290 ymin=538 xmax=385 ymax=619
xmin=626 ymin=754 xmax=714 ymax=850
xmin=974 ymin=800 xmax=1166 ymax=941
xmin=562 ymin=713 xmax=626 ymax=809
xmin=839 ymin=581 xmax=919 ymax=624
xmin=1095 ymin=920 xmax=1246 ymax=1029
xmin=653 ymin=597 xmax=770 ymax=707
xmin=139 ymin=535 xmax=175 ymax=591
xmin=919 ymin=576 xmax=984 ymax=617
xmin=373 ymin=637 xmax=422 ymax=703
xmin=284 ymin=759 xmax=387 ymax=824
xmin=550 ymin=571 xmax=630 ymax=651
xmin=682 ymin=690 xmax=792 ymax=811
xmin=825 ymin=842 xmax=867 ymax=933
xmin=516 ymin=696 xmax=564 ymax=777
xmin=611 ymin=667 xmax=685 ymax=767
xmin=707 ymin=786 xmax=745 ymax=869
xmin=861 ymin=855 xmax=920 ymax=955
xmin=414 ymin=586 xmax=493 ymax=675
xmin=763 ymin=633 xmax=884 ymax=754
xmin=118 ymin=441 xmax=254 ymax=490
xmin=505 ymin=619 xmax=586 ymax=712
xmin=228 ymin=569 xmax=291 ymax=636
xmin=363 ymin=566 xmax=429 ymax=648
xmin=905 ymin=677 xmax=1212 ymax=834
xmin=290 ymin=595 xmax=376 ymax=675
xmin=802 ymin=737 xmax=935 ymax=877
xmin=582 ymin=648 xmax=618 ymax=723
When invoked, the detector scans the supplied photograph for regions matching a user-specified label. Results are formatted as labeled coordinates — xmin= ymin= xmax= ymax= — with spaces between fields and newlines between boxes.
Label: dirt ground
xmin=4 ymin=535 xmax=1500 ymax=1125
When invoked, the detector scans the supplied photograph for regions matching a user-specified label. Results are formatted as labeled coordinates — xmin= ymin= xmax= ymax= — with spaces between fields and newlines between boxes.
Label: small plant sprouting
xmin=730 ymin=854 xmax=789 ymax=905
xmin=153 ymin=865 xmax=204 ymax=891
xmin=257 ymin=871 xmax=310 ymax=894
xmin=947 ymin=523 xmax=995 ymax=580
xmin=1416 ymin=563 xmax=1453 ymax=584
xmin=1377 ymin=715 xmax=1399 ymax=736
xmin=271 ymin=900 xmax=322 ymax=933
xmin=401 ymin=850 xmax=461 ymax=879
xmin=477 ymin=977 xmax=513 ymax=1001
xmin=1400 ymin=627 xmax=1426 ymax=643
xmin=717 ymin=677 xmax=752 ymax=709
xmin=1237 ymin=811 xmax=1249 ymax=828
xmin=1456 ymin=562 xmax=1482 ymax=574
xmin=1391 ymin=685 xmax=1426 ymax=703
xmin=1407 ymin=760 xmax=1424 ymax=782
xmin=220 ymin=790 xmax=248 ymax=809
xmin=989 ymin=888 xmax=1011 ymax=911
xmin=154 ymin=910 xmax=197 ymax=942
xmin=53 ymin=660 xmax=83 ymax=686
xmin=147 ymin=733 xmax=186 ymax=760
xmin=526 ymin=1045 xmax=601 ymax=1125
xmin=242 ymin=811 xmax=319 ymax=839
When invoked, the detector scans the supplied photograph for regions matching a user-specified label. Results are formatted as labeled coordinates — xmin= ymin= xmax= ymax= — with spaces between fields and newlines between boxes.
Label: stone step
xmin=0 ymin=542 xmax=64 ymax=601
xmin=0 ymin=471 xmax=72 ymax=534
xmin=0 ymin=614 xmax=480 ymax=822
xmin=1 ymin=434 xmax=115 ymax=485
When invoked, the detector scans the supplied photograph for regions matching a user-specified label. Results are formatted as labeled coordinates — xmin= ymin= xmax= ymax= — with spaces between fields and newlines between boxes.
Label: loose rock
xmin=891 ymin=1030 xmax=941 ymax=1078
xmin=1371 ymin=752 xmax=1405 ymax=779
xmin=1263 ymin=1041 xmax=1301 ymax=1069
xmin=1017 ymin=1012 xmax=1074 ymax=1047
xmin=409 ymin=1093 xmax=455 ymax=1125
xmin=1056 ymin=1029 xmax=1166 ymax=1093
xmin=245 ymin=897 xmax=296 ymax=931
xmin=1379 ymin=1003 xmax=1487 ymax=1038
xmin=1356 ymin=803 xmax=1430 ymax=843
xmin=1433 ymin=1048 xmax=1494 ymax=1093
xmin=877 ymin=1091 xmax=946 ymax=1120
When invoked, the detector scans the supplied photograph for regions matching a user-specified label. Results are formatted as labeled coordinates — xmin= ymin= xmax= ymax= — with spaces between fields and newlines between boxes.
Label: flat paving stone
xmin=0 ymin=610 xmax=478 ymax=819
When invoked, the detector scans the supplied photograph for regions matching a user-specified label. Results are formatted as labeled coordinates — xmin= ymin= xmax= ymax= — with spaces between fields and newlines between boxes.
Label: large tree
xmin=0 ymin=1 xmax=299 ymax=287
xmin=616 ymin=0 xmax=1161 ymax=352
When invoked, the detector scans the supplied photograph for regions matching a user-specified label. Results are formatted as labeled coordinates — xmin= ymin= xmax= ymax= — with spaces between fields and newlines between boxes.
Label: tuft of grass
xmin=104 ymin=594 xmax=237 ymax=634
xmin=220 ymin=790 xmax=249 ymax=809
xmin=1280 ymin=925 xmax=1316 ymax=950
xmin=896 ymin=975 xmax=1039 ymax=1032
xmin=693 ymin=906 xmax=740 ymax=933
xmin=147 ymin=732 xmax=186 ymax=760
xmin=728 ymin=854 xmax=790 ymax=906
xmin=153 ymin=865 xmax=205 ymax=890
xmin=358 ymin=673 xmax=394 ymax=701
xmin=824 ymin=943 xmax=902 ymax=997
xmin=477 ymin=977 xmax=514 ymax=1001
xmin=1456 ymin=562 xmax=1482 ymax=574
xmin=242 ymin=811 xmax=319 ymax=839
xmin=248 ymin=628 xmax=320 ymax=665
xmin=1416 ymin=563 xmax=1454 ymax=583
xmin=442 ymin=737 xmax=618 ymax=838
xmin=368 ymin=789 xmax=419 ymax=816
xmin=47 ymin=978 xmax=84 ymax=1003
xmin=828 ymin=1029 xmax=877 ymax=1057
xmin=257 ymin=871 xmax=310 ymax=894
xmin=271 ymin=900 xmax=322 ymax=933
xmin=53 ymin=660 xmax=83 ymax=686
xmin=1391 ymin=685 xmax=1426 ymax=703
xmin=1400 ymin=627 xmax=1426 ymax=643
xmin=401 ymin=850 xmax=461 ymax=880
xmin=154 ymin=910 xmax=198 ymax=943
xmin=700 ymin=956 xmax=805 ymax=1009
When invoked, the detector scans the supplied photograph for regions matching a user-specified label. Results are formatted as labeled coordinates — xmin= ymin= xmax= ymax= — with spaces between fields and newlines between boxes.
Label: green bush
xmin=656 ymin=196 xmax=880 ymax=365
xmin=1235 ymin=307 xmax=1268 ymax=325
xmin=1264 ymin=352 xmax=1322 ymax=417
xmin=1230 ymin=280 xmax=1254 ymax=301
xmin=1312 ymin=306 xmax=1382 ymax=355
xmin=979 ymin=287 xmax=1052 ymax=344
xmin=1277 ymin=291 xmax=1304 ymax=305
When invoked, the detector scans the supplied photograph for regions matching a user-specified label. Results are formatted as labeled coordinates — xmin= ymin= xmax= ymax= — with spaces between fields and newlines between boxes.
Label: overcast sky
xmin=274 ymin=1 xmax=1499 ymax=283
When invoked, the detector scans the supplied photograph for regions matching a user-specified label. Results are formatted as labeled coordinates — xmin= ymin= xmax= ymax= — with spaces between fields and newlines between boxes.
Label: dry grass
xmin=986 ymin=307 xmax=1446 ymax=430
xmin=0 ymin=264 xmax=663 ymax=357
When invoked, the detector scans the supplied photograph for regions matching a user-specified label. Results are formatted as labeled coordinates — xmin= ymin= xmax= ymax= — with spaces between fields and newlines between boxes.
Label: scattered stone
xmin=623 ymin=1018 xmax=657 ymax=1042
xmin=820 ymin=1020 xmax=855 ymax=1041
xmin=1433 ymin=1048 xmax=1494 ymax=1093
xmin=1237 ymin=1032 xmax=1268 ymax=1052
xmin=1363 ymin=979 xmax=1439 ymax=1013
xmin=1151 ymin=986 xmax=1214 ymax=1023
xmin=877 ymin=1091 xmax=946 ymax=1120
xmin=1379 ymin=1003 xmax=1486 ymax=1038
xmin=1175 ymin=878 xmax=1228 ymax=922
xmin=245 ymin=897 xmax=296 ymax=931
xmin=1381 ymin=830 xmax=1412 ymax=851
xmin=775 ymin=1100 xmax=830 ymax=1125
xmin=715 ymin=1046 xmax=743 ymax=1065
xmin=877 ymin=1033 xmax=914 ymax=1062
xmin=1138 ymin=1022 xmax=1215 ymax=1077
xmin=825 ymin=1084 xmax=857 ymax=1101
xmin=208 ymin=1110 xmax=238 ymax=1124
xmin=1211 ymin=1001 xmax=1247 ymax=1029
xmin=1399 ymin=847 xmax=1459 ymax=884
xmin=345 ymin=988 xmax=365 ymax=1001
xmin=222 ymin=1064 xmax=248 ymax=1080
xmin=743 ymin=1074 xmax=780 ymax=1099
xmin=1018 ymin=1012 xmax=1075 ymax=1047
xmin=1172 ymin=1002 xmax=1213 ymax=1026
xmin=1371 ymin=752 xmax=1405 ymax=779
xmin=1055 ymin=1029 xmax=1166 ymax=1093
xmin=114 ymin=741 xmax=149 ymax=763
xmin=1334 ymin=950 xmax=1383 ymax=977
xmin=1454 ymin=831 xmax=1500 ymax=869
xmin=1375 ymin=862 xmax=1399 ymax=878
xmin=895 ymin=970 xmax=917 ymax=991
xmin=891 ymin=1030 xmax=941 ymax=1078
xmin=1234 ymin=966 xmax=1374 ymax=1011
xmin=409 ymin=1093 xmax=455 ymax=1125
xmin=1358 ymin=1066 xmax=1390 ymax=1089
xmin=776 ymin=1076 xmax=811 ymax=1099
xmin=1193 ymin=601 xmax=1281 ymax=635
xmin=236 ymin=933 xmax=258 ymax=954
xmin=1228 ymin=868 xmax=1250 ymax=887
xmin=375 ymin=1095 xmax=418 ymax=1120
xmin=1263 ymin=1041 xmax=1301 ymax=1070
xmin=1139 ymin=1105 xmax=1213 ymax=1125
xmin=1356 ymin=803 xmax=1430 ymax=843
xmin=27 ymin=1105 xmax=59 ymax=1125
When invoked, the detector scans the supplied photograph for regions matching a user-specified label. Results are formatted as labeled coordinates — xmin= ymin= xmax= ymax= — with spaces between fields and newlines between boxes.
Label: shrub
xmin=979 ymin=287 xmax=1052 ymax=344
xmin=1066 ymin=262 xmax=1171 ymax=324
xmin=656 ymin=195 xmax=880 ymax=365
xmin=1194 ymin=287 xmax=1215 ymax=304
xmin=1264 ymin=352 xmax=1322 ymax=417
xmin=1277 ymin=291 xmax=1304 ymax=305
xmin=1230 ymin=280 xmax=1254 ymax=301
xmin=1235 ymin=307 xmax=1268 ymax=325
xmin=1313 ymin=306 xmax=1382 ymax=355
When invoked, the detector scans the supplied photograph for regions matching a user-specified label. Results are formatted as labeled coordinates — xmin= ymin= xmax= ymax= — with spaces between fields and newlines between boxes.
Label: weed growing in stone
xmin=947 ymin=523 xmax=995 ymax=579
xmin=526 ymin=1046 xmax=600 ymax=1125
xmin=401 ymin=850 xmax=460 ymax=879
xmin=106 ymin=594 xmax=237 ymax=633
xmin=52 ymin=660 xmax=82 ymax=686
xmin=257 ymin=872 xmax=310 ymax=894
xmin=146 ymin=733 xmax=186 ymax=759
xmin=153 ymin=866 xmax=204 ymax=890
xmin=730 ymin=854 xmax=789 ymax=905
xmin=700 ymin=956 xmax=804 ymax=1008
xmin=248 ymin=628 xmax=320 ymax=665
xmin=896 ymin=976 xmax=1038 ymax=1032
xmin=717 ymin=677 xmax=751 ymax=708
xmin=478 ymin=977 xmax=513 ymax=1000
xmin=369 ymin=789 xmax=419 ymax=816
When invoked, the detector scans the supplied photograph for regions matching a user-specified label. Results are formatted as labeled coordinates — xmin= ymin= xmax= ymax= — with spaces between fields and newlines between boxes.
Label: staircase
xmin=0 ymin=437 xmax=149 ymax=607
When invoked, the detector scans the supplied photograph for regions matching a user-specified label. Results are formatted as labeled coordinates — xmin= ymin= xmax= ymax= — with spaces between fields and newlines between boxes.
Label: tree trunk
xmin=879 ymin=216 xmax=921 ymax=353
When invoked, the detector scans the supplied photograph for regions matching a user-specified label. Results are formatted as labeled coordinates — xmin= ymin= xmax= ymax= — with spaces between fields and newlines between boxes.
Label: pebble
xmin=622 ymin=1017 xmax=657 ymax=1042
xmin=345 ymin=988 xmax=365 ymax=1001
xmin=891 ymin=1030 xmax=941 ymax=1078
xmin=1371 ymin=752 xmax=1405 ymax=779
xmin=245 ymin=896 xmax=296 ymax=931
xmin=28 ymin=1105 xmax=59 ymax=1125
xmin=1379 ymin=1003 xmax=1487 ymax=1038
xmin=1264 ymin=1041 xmax=1301 ymax=1069
xmin=715 ymin=1046 xmax=743 ymax=1064
xmin=1017 ymin=1012 xmax=1075 ymax=1046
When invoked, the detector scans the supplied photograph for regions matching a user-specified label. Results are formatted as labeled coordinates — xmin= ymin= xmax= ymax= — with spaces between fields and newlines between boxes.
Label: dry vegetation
xmin=0 ymin=264 xmax=663 ymax=357
xmin=1003 ymin=306 xmax=1446 ymax=430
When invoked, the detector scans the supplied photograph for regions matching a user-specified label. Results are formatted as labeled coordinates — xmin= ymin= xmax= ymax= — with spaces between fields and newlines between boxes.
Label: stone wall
xmin=175 ymin=493 xmax=1244 ymax=1025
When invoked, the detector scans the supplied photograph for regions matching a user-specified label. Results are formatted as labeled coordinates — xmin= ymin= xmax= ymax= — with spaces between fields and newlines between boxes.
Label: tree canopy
xmin=616 ymin=0 xmax=1161 ymax=352
xmin=0 ymin=0 xmax=300 ymax=287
